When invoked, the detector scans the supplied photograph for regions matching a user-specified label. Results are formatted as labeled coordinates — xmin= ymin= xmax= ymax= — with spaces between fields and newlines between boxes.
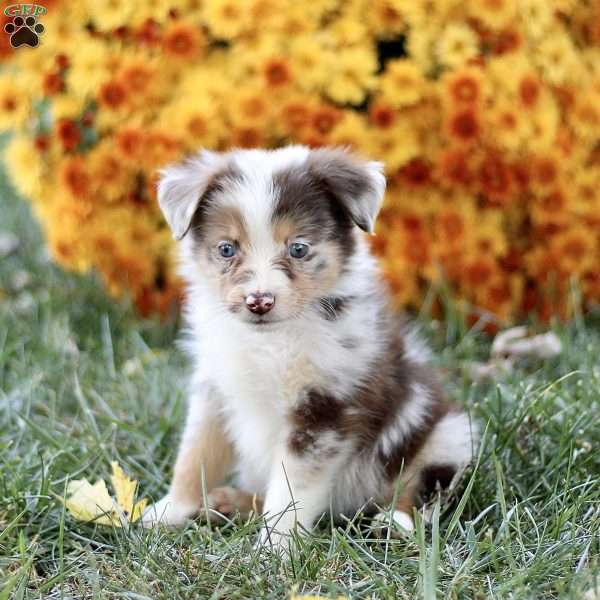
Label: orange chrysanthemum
xmin=369 ymin=103 xmax=397 ymax=129
xmin=397 ymin=158 xmax=432 ymax=189
xmin=263 ymin=57 xmax=293 ymax=88
xmin=478 ymin=152 xmax=513 ymax=205
xmin=445 ymin=107 xmax=481 ymax=144
xmin=311 ymin=106 xmax=342 ymax=136
xmin=56 ymin=119 xmax=81 ymax=152
xmin=163 ymin=22 xmax=205 ymax=60
xmin=115 ymin=128 xmax=146 ymax=164
xmin=60 ymin=157 xmax=90 ymax=199
xmin=43 ymin=71 xmax=65 ymax=96
xmin=98 ymin=80 xmax=128 ymax=110
xmin=518 ymin=73 xmax=543 ymax=109
xmin=444 ymin=68 xmax=485 ymax=106
xmin=438 ymin=148 xmax=475 ymax=188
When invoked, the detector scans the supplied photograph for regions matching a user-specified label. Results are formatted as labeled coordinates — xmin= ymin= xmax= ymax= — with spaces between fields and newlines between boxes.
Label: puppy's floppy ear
xmin=307 ymin=147 xmax=386 ymax=234
xmin=157 ymin=150 xmax=226 ymax=240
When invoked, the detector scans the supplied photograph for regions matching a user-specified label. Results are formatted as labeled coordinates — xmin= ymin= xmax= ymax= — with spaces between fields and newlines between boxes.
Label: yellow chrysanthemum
xmin=569 ymin=88 xmax=600 ymax=144
xmin=229 ymin=35 xmax=282 ymax=80
xmin=227 ymin=83 xmax=274 ymax=127
xmin=551 ymin=0 xmax=578 ymax=16
xmin=485 ymin=53 xmax=534 ymax=98
xmin=569 ymin=167 xmax=599 ymax=218
xmin=4 ymin=136 xmax=44 ymax=201
xmin=126 ymin=0 xmax=182 ymax=26
xmin=289 ymin=36 xmax=335 ymax=93
xmin=51 ymin=96 xmax=86 ymax=122
xmin=10 ymin=45 xmax=53 ymax=94
xmin=365 ymin=0 xmax=405 ymax=39
xmin=0 ymin=74 xmax=31 ymax=131
xmin=178 ymin=65 xmax=236 ymax=105
xmin=277 ymin=5 xmax=320 ymax=36
xmin=396 ymin=0 xmax=464 ymax=28
xmin=38 ymin=12 xmax=82 ymax=58
xmin=369 ymin=120 xmax=420 ymax=171
xmin=328 ymin=15 xmax=369 ymax=46
xmin=436 ymin=23 xmax=480 ymax=69
xmin=325 ymin=45 xmax=378 ymax=105
xmin=518 ymin=0 xmax=554 ymax=39
xmin=378 ymin=59 xmax=426 ymax=108
xmin=203 ymin=0 xmax=250 ymax=40
xmin=471 ymin=210 xmax=508 ymax=257
xmin=246 ymin=0 xmax=286 ymax=31
xmin=484 ymin=98 xmax=530 ymax=151
xmin=469 ymin=0 xmax=517 ymax=31
xmin=84 ymin=0 xmax=137 ymax=31
xmin=525 ymin=95 xmax=560 ymax=152
xmin=301 ymin=0 xmax=340 ymax=21
xmin=68 ymin=38 xmax=112 ymax=98
xmin=406 ymin=23 xmax=437 ymax=73
xmin=581 ymin=49 xmax=600 ymax=78
xmin=534 ymin=29 xmax=585 ymax=85
xmin=328 ymin=111 xmax=372 ymax=153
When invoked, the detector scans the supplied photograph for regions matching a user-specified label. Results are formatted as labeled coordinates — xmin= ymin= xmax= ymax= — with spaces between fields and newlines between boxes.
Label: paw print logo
xmin=4 ymin=15 xmax=44 ymax=48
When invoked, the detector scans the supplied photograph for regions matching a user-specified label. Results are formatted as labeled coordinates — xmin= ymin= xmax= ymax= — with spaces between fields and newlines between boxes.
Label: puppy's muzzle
xmin=245 ymin=292 xmax=275 ymax=315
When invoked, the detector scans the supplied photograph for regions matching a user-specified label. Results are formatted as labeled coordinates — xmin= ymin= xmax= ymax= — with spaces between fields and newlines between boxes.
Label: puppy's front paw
xmin=372 ymin=509 xmax=414 ymax=538
xmin=140 ymin=494 xmax=198 ymax=528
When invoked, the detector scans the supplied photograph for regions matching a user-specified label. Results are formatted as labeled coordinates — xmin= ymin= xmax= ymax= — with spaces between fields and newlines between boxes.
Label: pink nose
xmin=245 ymin=292 xmax=275 ymax=315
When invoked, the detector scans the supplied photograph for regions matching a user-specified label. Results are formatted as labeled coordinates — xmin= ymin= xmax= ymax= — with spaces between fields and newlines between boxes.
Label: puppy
xmin=142 ymin=146 xmax=478 ymax=549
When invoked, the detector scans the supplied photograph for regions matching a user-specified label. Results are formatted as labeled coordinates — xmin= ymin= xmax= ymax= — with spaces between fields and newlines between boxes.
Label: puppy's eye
xmin=289 ymin=242 xmax=309 ymax=259
xmin=218 ymin=242 xmax=236 ymax=258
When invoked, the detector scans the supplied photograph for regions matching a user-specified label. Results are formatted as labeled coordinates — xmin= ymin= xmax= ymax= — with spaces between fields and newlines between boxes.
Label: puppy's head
xmin=158 ymin=146 xmax=385 ymax=327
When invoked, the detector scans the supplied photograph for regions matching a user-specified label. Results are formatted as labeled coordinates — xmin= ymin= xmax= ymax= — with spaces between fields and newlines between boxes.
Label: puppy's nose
xmin=245 ymin=292 xmax=275 ymax=315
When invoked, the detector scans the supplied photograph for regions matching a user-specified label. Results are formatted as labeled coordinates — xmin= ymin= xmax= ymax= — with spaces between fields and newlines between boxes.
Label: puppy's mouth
xmin=246 ymin=315 xmax=284 ymax=327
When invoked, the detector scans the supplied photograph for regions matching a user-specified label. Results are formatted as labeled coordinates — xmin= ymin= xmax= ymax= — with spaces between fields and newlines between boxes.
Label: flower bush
xmin=1 ymin=0 xmax=599 ymax=322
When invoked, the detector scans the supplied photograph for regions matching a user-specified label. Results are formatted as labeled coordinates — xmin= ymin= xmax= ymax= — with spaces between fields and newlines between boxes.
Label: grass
xmin=0 ymin=157 xmax=599 ymax=599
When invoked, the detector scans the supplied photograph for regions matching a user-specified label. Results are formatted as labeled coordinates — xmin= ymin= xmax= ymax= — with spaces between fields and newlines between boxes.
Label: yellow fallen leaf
xmin=63 ymin=462 xmax=147 ymax=527
xmin=65 ymin=479 xmax=116 ymax=526
xmin=110 ymin=461 xmax=147 ymax=522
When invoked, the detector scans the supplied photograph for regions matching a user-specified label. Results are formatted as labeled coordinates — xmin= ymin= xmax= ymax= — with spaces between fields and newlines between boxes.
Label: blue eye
xmin=289 ymin=242 xmax=309 ymax=259
xmin=218 ymin=242 xmax=236 ymax=258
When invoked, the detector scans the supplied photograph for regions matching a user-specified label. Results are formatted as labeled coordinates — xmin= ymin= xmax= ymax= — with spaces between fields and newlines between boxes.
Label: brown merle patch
xmin=288 ymin=311 xmax=452 ymax=486
xmin=288 ymin=389 xmax=344 ymax=454
xmin=287 ymin=312 xmax=451 ymax=478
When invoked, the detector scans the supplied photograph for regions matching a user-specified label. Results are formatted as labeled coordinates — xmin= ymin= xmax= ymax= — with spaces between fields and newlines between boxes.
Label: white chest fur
xmin=187 ymin=300 xmax=382 ymax=494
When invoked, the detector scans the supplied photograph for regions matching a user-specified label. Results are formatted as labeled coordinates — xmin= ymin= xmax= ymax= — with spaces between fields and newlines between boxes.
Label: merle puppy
xmin=142 ymin=145 xmax=478 ymax=550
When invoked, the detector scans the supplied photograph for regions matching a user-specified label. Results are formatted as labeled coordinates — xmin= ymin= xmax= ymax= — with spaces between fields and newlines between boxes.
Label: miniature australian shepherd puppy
xmin=142 ymin=145 xmax=478 ymax=550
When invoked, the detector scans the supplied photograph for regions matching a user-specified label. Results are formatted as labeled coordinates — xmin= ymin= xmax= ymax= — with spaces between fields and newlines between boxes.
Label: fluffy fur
xmin=142 ymin=145 xmax=478 ymax=550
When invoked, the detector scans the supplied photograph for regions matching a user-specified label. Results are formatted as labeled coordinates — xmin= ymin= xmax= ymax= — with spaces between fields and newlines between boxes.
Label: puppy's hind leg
xmin=374 ymin=410 xmax=478 ymax=537
xmin=142 ymin=385 xmax=233 ymax=527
